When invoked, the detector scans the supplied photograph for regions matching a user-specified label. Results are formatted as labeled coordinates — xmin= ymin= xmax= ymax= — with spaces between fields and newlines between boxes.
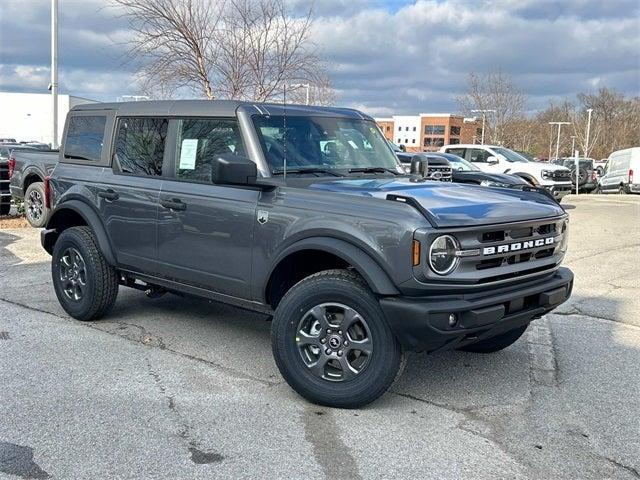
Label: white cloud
xmin=0 ymin=0 xmax=638 ymax=112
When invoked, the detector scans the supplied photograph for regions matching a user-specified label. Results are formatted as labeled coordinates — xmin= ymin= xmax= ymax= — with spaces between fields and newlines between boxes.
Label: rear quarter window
xmin=64 ymin=115 xmax=107 ymax=162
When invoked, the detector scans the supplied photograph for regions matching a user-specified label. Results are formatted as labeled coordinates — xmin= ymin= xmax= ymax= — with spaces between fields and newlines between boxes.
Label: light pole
xmin=571 ymin=135 xmax=577 ymax=154
xmin=549 ymin=121 xmax=571 ymax=160
xmin=585 ymin=108 xmax=593 ymax=158
xmin=471 ymin=109 xmax=495 ymax=145
xmin=290 ymin=83 xmax=310 ymax=105
xmin=51 ymin=0 xmax=58 ymax=148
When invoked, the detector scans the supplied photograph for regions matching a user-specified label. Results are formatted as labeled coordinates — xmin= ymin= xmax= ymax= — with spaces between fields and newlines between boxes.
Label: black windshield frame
xmin=252 ymin=115 xmax=402 ymax=176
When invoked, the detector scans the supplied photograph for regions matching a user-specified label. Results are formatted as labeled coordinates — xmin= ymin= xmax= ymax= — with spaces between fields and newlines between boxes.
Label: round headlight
xmin=428 ymin=235 xmax=460 ymax=275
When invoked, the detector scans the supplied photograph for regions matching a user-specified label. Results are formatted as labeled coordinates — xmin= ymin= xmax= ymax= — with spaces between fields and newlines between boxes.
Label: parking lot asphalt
xmin=1 ymin=194 xmax=639 ymax=479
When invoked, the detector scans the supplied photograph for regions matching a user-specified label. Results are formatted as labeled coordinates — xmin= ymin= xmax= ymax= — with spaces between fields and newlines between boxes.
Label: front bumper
xmin=380 ymin=267 xmax=573 ymax=352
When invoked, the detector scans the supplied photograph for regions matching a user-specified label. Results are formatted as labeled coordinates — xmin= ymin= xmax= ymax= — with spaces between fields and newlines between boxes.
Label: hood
xmin=308 ymin=177 xmax=564 ymax=228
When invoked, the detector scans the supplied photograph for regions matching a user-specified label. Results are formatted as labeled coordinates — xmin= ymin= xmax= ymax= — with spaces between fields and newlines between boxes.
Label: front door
xmin=466 ymin=147 xmax=502 ymax=173
xmin=156 ymin=117 xmax=258 ymax=299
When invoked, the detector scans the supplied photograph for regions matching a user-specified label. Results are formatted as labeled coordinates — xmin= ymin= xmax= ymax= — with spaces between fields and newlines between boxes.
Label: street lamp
xmin=289 ymin=83 xmax=311 ymax=105
xmin=549 ymin=121 xmax=571 ymax=160
xmin=571 ymin=135 xmax=577 ymax=155
xmin=585 ymin=108 xmax=593 ymax=158
xmin=51 ymin=0 xmax=58 ymax=148
xmin=470 ymin=109 xmax=495 ymax=145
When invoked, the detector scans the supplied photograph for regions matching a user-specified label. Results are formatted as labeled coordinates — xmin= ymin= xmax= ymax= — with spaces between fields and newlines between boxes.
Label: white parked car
xmin=597 ymin=147 xmax=640 ymax=194
xmin=439 ymin=144 xmax=572 ymax=201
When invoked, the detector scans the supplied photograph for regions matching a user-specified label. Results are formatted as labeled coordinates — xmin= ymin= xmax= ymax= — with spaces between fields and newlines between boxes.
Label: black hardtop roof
xmin=71 ymin=99 xmax=372 ymax=121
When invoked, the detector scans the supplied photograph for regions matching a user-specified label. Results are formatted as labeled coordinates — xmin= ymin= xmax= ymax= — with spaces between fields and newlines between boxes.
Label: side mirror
xmin=399 ymin=144 xmax=406 ymax=152
xmin=213 ymin=154 xmax=257 ymax=185
xmin=409 ymin=153 xmax=429 ymax=177
xmin=487 ymin=156 xmax=499 ymax=164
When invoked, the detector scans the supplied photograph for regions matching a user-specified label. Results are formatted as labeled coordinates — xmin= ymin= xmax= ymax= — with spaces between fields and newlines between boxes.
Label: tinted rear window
xmin=64 ymin=115 xmax=106 ymax=162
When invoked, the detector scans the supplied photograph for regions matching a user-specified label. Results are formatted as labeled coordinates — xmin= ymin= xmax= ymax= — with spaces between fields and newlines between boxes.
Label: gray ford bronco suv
xmin=42 ymin=101 xmax=573 ymax=408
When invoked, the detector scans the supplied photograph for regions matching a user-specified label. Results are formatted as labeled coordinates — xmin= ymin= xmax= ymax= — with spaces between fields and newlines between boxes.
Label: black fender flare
xmin=44 ymin=199 xmax=116 ymax=265
xmin=22 ymin=167 xmax=45 ymax=190
xmin=264 ymin=236 xmax=400 ymax=298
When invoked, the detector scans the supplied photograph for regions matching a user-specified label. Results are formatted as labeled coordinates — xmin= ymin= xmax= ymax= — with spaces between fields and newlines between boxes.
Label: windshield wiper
xmin=348 ymin=167 xmax=399 ymax=175
xmin=272 ymin=167 xmax=344 ymax=177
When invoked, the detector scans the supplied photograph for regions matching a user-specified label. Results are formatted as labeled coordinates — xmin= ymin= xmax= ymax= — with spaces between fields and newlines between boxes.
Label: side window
xmin=114 ymin=117 xmax=168 ymax=176
xmin=64 ymin=115 xmax=106 ymax=162
xmin=468 ymin=148 xmax=490 ymax=162
xmin=175 ymin=118 xmax=245 ymax=183
xmin=446 ymin=148 xmax=466 ymax=158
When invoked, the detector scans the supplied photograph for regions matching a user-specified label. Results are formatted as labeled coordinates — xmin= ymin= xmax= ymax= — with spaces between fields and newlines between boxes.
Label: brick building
xmin=376 ymin=114 xmax=481 ymax=153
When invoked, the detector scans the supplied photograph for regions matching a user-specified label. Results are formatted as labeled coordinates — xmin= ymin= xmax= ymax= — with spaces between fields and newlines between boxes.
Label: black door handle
xmin=160 ymin=198 xmax=186 ymax=211
xmin=97 ymin=189 xmax=119 ymax=201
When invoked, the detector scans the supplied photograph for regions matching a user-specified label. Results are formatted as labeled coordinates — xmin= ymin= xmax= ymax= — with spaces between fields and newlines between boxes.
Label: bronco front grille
xmin=414 ymin=216 xmax=568 ymax=286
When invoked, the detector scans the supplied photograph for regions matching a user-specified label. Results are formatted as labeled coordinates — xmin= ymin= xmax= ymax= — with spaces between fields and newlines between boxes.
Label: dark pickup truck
xmin=7 ymin=148 xmax=58 ymax=226
xmin=41 ymin=100 xmax=573 ymax=408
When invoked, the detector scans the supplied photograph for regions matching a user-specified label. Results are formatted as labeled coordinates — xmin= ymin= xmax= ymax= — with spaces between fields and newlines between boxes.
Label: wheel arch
xmin=43 ymin=199 xmax=116 ymax=265
xmin=23 ymin=171 xmax=44 ymax=192
xmin=263 ymin=237 xmax=399 ymax=308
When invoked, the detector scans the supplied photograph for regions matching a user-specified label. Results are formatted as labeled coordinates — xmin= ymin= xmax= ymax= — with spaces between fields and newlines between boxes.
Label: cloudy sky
xmin=0 ymin=0 xmax=638 ymax=116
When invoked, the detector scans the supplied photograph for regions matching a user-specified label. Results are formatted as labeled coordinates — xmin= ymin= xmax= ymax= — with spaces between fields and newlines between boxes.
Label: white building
xmin=0 ymin=91 xmax=98 ymax=146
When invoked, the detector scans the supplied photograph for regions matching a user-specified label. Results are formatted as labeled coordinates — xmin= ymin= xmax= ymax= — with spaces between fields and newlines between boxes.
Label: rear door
xmin=156 ymin=117 xmax=259 ymax=299
xmin=99 ymin=116 xmax=170 ymax=273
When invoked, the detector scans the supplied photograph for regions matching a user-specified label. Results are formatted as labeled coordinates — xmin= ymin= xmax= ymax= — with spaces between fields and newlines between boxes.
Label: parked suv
xmin=439 ymin=144 xmax=572 ymax=202
xmin=42 ymin=101 xmax=573 ymax=408
xmin=551 ymin=158 xmax=597 ymax=193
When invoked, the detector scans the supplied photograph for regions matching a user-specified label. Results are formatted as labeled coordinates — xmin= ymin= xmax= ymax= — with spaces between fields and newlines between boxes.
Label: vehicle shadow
xmin=0 ymin=230 xmax=27 ymax=267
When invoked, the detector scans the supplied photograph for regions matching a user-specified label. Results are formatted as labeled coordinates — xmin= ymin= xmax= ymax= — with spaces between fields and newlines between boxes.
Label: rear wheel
xmin=24 ymin=182 xmax=50 ymax=228
xmin=458 ymin=324 xmax=528 ymax=353
xmin=618 ymin=185 xmax=627 ymax=194
xmin=52 ymin=226 xmax=119 ymax=321
xmin=271 ymin=269 xmax=403 ymax=408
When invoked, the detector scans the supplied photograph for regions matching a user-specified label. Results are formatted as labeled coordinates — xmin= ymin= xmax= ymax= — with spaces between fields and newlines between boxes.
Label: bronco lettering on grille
xmin=482 ymin=237 xmax=555 ymax=255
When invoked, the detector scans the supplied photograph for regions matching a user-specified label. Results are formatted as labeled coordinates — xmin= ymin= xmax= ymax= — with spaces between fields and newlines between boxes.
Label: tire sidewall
xmin=272 ymin=273 xmax=400 ymax=407
xmin=51 ymin=229 xmax=99 ymax=319
xmin=25 ymin=182 xmax=49 ymax=228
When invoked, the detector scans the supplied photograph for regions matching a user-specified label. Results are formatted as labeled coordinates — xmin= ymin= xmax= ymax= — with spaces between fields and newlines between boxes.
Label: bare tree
xmin=456 ymin=71 xmax=527 ymax=145
xmin=113 ymin=0 xmax=335 ymax=104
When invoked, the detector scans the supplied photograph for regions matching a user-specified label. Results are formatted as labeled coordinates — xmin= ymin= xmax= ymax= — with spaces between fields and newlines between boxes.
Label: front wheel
xmin=52 ymin=226 xmax=119 ymax=321
xmin=458 ymin=324 xmax=528 ymax=353
xmin=271 ymin=270 xmax=403 ymax=408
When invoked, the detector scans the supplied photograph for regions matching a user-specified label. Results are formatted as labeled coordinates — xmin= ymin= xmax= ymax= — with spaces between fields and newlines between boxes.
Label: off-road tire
xmin=52 ymin=226 xmax=119 ymax=321
xmin=272 ymin=269 xmax=403 ymax=408
xmin=458 ymin=324 xmax=528 ymax=353
xmin=24 ymin=182 xmax=50 ymax=228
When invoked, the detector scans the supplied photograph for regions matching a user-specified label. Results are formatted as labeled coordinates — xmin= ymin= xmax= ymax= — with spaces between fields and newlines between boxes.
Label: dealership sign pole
xmin=51 ymin=0 xmax=58 ymax=149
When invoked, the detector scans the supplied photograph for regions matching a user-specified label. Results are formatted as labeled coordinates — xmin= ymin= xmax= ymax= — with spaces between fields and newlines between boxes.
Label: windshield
xmin=253 ymin=115 xmax=401 ymax=174
xmin=493 ymin=147 xmax=528 ymax=163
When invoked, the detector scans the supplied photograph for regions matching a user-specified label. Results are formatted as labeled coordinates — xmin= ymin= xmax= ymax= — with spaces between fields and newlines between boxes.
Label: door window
xmin=468 ymin=148 xmax=491 ymax=162
xmin=64 ymin=115 xmax=107 ymax=162
xmin=446 ymin=148 xmax=466 ymax=157
xmin=114 ymin=117 xmax=169 ymax=176
xmin=174 ymin=118 xmax=246 ymax=183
